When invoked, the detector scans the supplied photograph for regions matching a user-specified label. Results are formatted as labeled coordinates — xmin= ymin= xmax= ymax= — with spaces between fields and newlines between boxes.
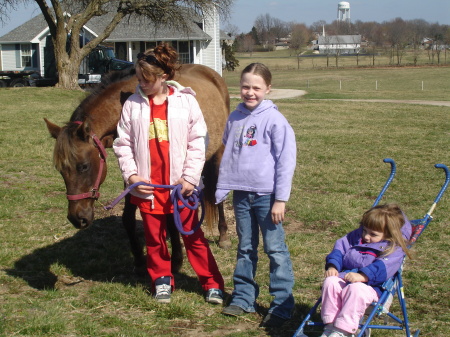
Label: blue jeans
xmin=229 ymin=191 xmax=295 ymax=319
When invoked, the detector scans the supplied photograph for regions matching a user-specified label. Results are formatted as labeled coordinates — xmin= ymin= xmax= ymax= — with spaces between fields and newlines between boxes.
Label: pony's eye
xmin=76 ymin=163 xmax=90 ymax=173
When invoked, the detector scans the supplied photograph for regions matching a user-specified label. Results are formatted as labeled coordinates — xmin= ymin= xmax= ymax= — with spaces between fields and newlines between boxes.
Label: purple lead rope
xmin=104 ymin=182 xmax=204 ymax=235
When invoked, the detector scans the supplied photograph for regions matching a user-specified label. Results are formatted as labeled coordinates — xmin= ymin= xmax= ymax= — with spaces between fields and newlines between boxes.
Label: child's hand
xmin=325 ymin=267 xmax=338 ymax=278
xmin=344 ymin=272 xmax=368 ymax=283
xmin=128 ymin=175 xmax=154 ymax=195
xmin=271 ymin=200 xmax=286 ymax=224
xmin=174 ymin=178 xmax=195 ymax=196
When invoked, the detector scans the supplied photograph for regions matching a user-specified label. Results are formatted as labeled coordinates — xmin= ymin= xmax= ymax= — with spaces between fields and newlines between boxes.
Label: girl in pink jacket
xmin=113 ymin=43 xmax=223 ymax=304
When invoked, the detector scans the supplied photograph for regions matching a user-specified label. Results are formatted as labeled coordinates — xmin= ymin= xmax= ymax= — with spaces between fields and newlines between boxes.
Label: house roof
xmin=0 ymin=12 xmax=211 ymax=44
xmin=318 ymin=35 xmax=361 ymax=45
xmin=88 ymin=13 xmax=211 ymax=42
xmin=0 ymin=14 xmax=49 ymax=43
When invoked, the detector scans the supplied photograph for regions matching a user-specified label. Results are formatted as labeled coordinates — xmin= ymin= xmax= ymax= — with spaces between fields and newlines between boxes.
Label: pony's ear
xmin=44 ymin=118 xmax=61 ymax=139
xmin=76 ymin=121 xmax=91 ymax=142
xmin=101 ymin=134 xmax=115 ymax=148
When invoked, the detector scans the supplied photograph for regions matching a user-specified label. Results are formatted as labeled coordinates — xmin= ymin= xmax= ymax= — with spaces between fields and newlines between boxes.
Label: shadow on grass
xmin=253 ymin=302 xmax=323 ymax=337
xmin=5 ymin=214 xmax=199 ymax=293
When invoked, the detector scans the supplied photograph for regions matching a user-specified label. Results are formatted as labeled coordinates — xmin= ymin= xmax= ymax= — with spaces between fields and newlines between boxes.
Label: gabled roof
xmin=0 ymin=13 xmax=49 ymax=43
xmin=318 ymin=35 xmax=361 ymax=45
xmin=88 ymin=13 xmax=211 ymax=42
xmin=0 ymin=12 xmax=211 ymax=44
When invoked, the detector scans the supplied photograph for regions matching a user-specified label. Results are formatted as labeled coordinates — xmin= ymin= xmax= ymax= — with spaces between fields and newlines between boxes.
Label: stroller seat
xmin=293 ymin=159 xmax=449 ymax=337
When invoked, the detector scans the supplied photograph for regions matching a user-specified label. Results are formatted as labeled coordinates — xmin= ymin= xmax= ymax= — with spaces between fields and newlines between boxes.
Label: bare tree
xmin=254 ymin=13 xmax=277 ymax=47
xmin=429 ymin=22 xmax=448 ymax=64
xmin=223 ymin=23 xmax=240 ymax=37
xmin=0 ymin=0 xmax=232 ymax=90
xmin=385 ymin=18 xmax=410 ymax=65
xmin=444 ymin=26 xmax=450 ymax=64
xmin=408 ymin=19 xmax=429 ymax=65
xmin=235 ymin=33 xmax=255 ymax=55
xmin=242 ymin=34 xmax=255 ymax=55
xmin=271 ymin=17 xmax=289 ymax=43
xmin=310 ymin=20 xmax=327 ymax=35
xmin=290 ymin=23 xmax=310 ymax=52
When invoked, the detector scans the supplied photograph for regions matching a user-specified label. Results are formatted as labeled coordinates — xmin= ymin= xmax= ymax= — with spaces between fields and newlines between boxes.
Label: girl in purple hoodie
xmin=320 ymin=203 xmax=412 ymax=337
xmin=216 ymin=63 xmax=297 ymax=328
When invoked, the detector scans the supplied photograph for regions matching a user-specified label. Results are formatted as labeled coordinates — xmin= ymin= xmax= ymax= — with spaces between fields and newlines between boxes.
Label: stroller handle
xmin=373 ymin=158 xmax=396 ymax=207
xmin=427 ymin=164 xmax=449 ymax=214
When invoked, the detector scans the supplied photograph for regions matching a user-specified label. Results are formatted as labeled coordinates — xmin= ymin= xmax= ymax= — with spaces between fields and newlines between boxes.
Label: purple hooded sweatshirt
xmin=215 ymin=100 xmax=296 ymax=203
xmin=325 ymin=217 xmax=412 ymax=296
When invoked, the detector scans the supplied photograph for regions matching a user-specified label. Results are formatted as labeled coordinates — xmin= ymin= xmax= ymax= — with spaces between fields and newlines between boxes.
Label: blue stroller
xmin=293 ymin=158 xmax=449 ymax=337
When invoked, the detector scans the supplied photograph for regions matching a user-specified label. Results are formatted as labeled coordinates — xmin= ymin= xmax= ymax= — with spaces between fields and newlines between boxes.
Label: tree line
xmin=226 ymin=14 xmax=450 ymax=64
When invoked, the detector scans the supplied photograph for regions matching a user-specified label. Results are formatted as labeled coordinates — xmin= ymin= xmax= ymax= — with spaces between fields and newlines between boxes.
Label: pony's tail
xmin=201 ymin=145 xmax=224 ymax=234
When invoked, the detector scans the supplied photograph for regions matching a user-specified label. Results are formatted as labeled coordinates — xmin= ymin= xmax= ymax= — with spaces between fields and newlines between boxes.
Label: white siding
xmin=1 ymin=44 xmax=20 ymax=71
xmin=38 ymin=39 xmax=46 ymax=77
xmin=201 ymin=7 xmax=222 ymax=75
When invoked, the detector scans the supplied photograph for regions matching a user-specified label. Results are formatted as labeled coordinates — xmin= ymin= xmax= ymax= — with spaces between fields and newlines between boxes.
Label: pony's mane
xmin=53 ymin=123 xmax=81 ymax=171
xmin=70 ymin=67 xmax=136 ymax=123
xmin=56 ymin=68 xmax=136 ymax=170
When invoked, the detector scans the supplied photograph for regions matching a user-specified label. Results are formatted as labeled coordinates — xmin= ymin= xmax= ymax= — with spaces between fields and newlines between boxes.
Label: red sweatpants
xmin=140 ymin=208 xmax=224 ymax=292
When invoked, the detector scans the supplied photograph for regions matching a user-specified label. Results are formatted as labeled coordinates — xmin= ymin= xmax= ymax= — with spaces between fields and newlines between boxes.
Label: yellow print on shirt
xmin=149 ymin=118 xmax=169 ymax=142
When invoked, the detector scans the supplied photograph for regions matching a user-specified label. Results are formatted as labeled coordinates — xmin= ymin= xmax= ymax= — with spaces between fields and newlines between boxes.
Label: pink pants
xmin=321 ymin=276 xmax=378 ymax=335
xmin=141 ymin=209 xmax=224 ymax=292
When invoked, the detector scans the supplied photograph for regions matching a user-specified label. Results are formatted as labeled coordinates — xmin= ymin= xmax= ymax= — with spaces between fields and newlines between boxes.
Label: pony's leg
xmin=122 ymin=194 xmax=145 ymax=268
xmin=166 ymin=215 xmax=183 ymax=274
xmin=217 ymin=202 xmax=231 ymax=249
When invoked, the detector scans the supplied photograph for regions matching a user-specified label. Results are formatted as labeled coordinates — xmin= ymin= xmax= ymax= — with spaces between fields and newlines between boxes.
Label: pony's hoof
xmin=218 ymin=239 xmax=232 ymax=249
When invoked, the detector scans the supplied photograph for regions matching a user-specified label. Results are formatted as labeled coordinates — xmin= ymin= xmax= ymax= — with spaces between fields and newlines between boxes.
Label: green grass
xmin=0 ymin=61 xmax=449 ymax=337
xmin=226 ymin=50 xmax=450 ymax=101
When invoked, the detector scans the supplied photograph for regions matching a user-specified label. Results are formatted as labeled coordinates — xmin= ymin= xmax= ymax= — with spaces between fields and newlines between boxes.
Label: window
xmin=177 ymin=41 xmax=190 ymax=64
xmin=21 ymin=44 xmax=32 ymax=67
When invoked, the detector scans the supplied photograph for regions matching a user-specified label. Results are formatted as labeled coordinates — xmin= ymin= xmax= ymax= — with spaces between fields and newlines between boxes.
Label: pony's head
xmin=44 ymin=118 xmax=113 ymax=228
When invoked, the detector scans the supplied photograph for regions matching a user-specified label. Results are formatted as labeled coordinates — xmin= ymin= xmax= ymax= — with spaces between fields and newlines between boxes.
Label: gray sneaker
xmin=155 ymin=283 xmax=171 ymax=303
xmin=222 ymin=305 xmax=245 ymax=316
xmin=205 ymin=288 xmax=223 ymax=304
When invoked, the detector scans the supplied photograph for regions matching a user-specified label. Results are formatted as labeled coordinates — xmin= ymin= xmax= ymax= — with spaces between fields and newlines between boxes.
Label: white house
xmin=317 ymin=35 xmax=361 ymax=54
xmin=0 ymin=8 xmax=224 ymax=78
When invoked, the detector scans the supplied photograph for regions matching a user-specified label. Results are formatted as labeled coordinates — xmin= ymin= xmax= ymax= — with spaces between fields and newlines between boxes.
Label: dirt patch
xmin=231 ymin=89 xmax=450 ymax=107
xmin=230 ymin=89 xmax=306 ymax=100
xmin=266 ymin=89 xmax=306 ymax=100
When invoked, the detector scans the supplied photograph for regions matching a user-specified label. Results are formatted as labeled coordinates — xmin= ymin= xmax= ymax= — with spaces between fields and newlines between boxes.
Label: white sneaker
xmin=155 ymin=283 xmax=171 ymax=303
xmin=319 ymin=324 xmax=334 ymax=337
xmin=205 ymin=288 xmax=223 ymax=304
xmin=329 ymin=330 xmax=354 ymax=337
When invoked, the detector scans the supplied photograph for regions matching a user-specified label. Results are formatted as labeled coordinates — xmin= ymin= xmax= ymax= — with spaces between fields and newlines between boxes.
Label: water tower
xmin=337 ymin=1 xmax=350 ymax=22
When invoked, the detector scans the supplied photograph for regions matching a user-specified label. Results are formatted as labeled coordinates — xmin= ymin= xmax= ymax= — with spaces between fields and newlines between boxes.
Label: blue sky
xmin=1 ymin=0 xmax=449 ymax=37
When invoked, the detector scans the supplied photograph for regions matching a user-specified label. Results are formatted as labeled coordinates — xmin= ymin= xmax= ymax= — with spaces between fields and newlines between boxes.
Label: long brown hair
xmin=360 ymin=203 xmax=412 ymax=259
xmin=136 ymin=43 xmax=181 ymax=82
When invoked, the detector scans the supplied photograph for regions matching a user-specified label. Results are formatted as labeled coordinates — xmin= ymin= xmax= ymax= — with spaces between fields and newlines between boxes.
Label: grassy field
xmin=0 ymin=60 xmax=449 ymax=337
xmin=226 ymin=50 xmax=450 ymax=101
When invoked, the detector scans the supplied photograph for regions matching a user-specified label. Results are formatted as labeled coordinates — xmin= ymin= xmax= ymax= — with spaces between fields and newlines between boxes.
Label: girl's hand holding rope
xmin=128 ymin=174 xmax=154 ymax=195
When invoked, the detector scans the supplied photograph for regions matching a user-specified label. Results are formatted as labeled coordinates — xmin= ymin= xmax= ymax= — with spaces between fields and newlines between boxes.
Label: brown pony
xmin=45 ymin=64 xmax=231 ymax=271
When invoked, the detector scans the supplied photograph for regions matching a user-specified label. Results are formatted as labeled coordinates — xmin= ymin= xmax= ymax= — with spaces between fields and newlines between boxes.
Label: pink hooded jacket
xmin=113 ymin=82 xmax=207 ymax=200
